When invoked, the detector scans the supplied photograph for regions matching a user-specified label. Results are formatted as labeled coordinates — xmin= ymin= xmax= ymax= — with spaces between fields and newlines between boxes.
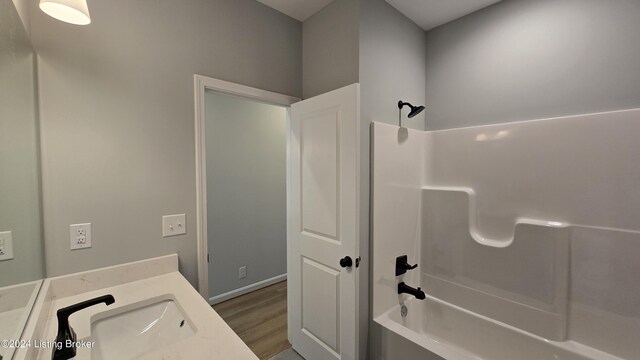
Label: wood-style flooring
xmin=213 ymin=281 xmax=290 ymax=360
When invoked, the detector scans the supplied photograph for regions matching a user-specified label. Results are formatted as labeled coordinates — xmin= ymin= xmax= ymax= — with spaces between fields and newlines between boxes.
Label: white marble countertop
xmin=19 ymin=255 xmax=258 ymax=360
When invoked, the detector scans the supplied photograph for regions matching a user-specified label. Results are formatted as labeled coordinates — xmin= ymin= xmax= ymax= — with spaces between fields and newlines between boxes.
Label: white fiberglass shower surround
xmin=372 ymin=109 xmax=640 ymax=360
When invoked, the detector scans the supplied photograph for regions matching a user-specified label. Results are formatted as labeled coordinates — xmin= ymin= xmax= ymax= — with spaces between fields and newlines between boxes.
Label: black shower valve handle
xmin=395 ymin=255 xmax=418 ymax=276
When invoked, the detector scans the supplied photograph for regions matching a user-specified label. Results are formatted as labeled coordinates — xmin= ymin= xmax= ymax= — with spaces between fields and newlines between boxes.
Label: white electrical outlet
xmin=0 ymin=231 xmax=14 ymax=261
xmin=70 ymin=223 xmax=92 ymax=250
xmin=163 ymin=214 xmax=186 ymax=237
xmin=239 ymin=266 xmax=247 ymax=279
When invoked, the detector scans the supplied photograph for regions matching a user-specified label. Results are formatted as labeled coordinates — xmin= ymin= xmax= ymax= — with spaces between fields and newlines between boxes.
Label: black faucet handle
xmin=395 ymin=255 xmax=418 ymax=276
xmin=56 ymin=294 xmax=115 ymax=323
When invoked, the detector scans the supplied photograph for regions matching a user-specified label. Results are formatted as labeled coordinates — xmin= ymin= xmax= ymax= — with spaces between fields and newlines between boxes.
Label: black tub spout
xmin=398 ymin=282 xmax=425 ymax=300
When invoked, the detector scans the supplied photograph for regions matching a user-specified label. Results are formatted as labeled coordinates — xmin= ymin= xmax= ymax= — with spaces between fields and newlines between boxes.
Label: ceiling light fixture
xmin=39 ymin=0 xmax=91 ymax=25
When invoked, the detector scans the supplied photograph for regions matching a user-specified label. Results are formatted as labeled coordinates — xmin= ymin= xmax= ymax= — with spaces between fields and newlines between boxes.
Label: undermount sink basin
xmin=91 ymin=297 xmax=195 ymax=360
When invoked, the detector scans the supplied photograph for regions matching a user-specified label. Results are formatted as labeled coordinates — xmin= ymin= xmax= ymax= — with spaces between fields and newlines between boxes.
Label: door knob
xmin=339 ymin=256 xmax=353 ymax=268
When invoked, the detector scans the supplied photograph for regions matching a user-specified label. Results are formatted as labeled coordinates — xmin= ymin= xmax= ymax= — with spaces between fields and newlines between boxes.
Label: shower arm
xmin=398 ymin=101 xmax=411 ymax=128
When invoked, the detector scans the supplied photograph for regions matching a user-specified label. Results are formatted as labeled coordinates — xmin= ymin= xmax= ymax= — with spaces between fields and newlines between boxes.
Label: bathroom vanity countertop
xmin=23 ymin=256 xmax=257 ymax=360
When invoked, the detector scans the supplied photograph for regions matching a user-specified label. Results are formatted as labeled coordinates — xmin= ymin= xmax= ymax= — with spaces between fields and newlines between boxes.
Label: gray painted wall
xmin=360 ymin=0 xmax=426 ymax=131
xmin=0 ymin=0 xmax=44 ymax=287
xmin=205 ymin=91 xmax=287 ymax=298
xmin=30 ymin=0 xmax=301 ymax=286
xmin=359 ymin=0 xmax=427 ymax=358
xmin=11 ymin=0 xmax=30 ymax=36
xmin=425 ymin=0 xmax=640 ymax=130
xmin=302 ymin=0 xmax=359 ymax=99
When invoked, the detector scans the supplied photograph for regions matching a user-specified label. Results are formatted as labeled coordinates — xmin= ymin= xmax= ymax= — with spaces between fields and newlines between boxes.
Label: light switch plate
xmin=70 ymin=223 xmax=92 ymax=250
xmin=0 ymin=231 xmax=14 ymax=261
xmin=163 ymin=214 xmax=186 ymax=237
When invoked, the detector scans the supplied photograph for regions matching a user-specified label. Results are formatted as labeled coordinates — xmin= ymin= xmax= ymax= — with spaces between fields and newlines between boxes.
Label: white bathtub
xmin=374 ymin=296 xmax=624 ymax=360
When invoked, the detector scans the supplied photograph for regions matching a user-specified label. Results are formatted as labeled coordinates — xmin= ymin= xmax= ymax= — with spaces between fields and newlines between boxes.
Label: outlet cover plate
xmin=70 ymin=223 xmax=92 ymax=250
xmin=0 ymin=231 xmax=14 ymax=261
xmin=163 ymin=214 xmax=186 ymax=237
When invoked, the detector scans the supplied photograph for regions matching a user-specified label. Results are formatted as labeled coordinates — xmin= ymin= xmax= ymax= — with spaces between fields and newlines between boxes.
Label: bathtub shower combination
xmin=372 ymin=109 xmax=640 ymax=360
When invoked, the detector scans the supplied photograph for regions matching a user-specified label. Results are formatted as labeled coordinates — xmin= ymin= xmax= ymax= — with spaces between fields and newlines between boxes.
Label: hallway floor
xmin=213 ymin=281 xmax=291 ymax=359
xmin=269 ymin=348 xmax=305 ymax=360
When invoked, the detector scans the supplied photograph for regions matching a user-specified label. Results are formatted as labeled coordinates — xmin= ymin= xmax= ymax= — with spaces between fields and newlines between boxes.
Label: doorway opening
xmin=194 ymin=76 xmax=300 ymax=359
xmin=196 ymin=77 xmax=362 ymax=360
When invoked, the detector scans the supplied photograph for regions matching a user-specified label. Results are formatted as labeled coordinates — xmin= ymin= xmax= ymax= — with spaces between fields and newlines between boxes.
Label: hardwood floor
xmin=213 ymin=281 xmax=290 ymax=360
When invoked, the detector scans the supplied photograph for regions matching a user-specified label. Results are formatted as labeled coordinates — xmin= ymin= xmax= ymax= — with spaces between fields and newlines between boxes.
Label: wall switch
xmin=0 ymin=231 xmax=14 ymax=261
xmin=70 ymin=223 xmax=92 ymax=250
xmin=163 ymin=214 xmax=186 ymax=237
xmin=239 ymin=266 xmax=247 ymax=279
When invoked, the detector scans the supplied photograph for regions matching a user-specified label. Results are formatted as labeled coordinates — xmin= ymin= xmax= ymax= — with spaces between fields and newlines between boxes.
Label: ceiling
xmin=385 ymin=0 xmax=503 ymax=30
xmin=257 ymin=0 xmax=502 ymax=30
xmin=256 ymin=0 xmax=334 ymax=21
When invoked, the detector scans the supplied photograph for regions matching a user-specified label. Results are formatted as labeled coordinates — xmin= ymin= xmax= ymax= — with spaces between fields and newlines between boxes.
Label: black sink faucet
xmin=398 ymin=282 xmax=426 ymax=300
xmin=52 ymin=294 xmax=115 ymax=360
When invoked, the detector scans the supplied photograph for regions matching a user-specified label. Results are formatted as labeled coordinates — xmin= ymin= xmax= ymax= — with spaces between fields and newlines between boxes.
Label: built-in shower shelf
xmin=422 ymin=186 xmax=569 ymax=247
xmin=421 ymin=186 xmax=570 ymax=340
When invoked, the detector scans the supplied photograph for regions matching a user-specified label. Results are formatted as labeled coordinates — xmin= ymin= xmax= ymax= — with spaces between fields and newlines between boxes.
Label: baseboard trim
xmin=209 ymin=273 xmax=287 ymax=305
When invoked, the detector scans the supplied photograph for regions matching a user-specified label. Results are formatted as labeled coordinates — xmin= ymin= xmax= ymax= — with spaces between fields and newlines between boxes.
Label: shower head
xmin=408 ymin=105 xmax=425 ymax=118
xmin=398 ymin=101 xmax=425 ymax=118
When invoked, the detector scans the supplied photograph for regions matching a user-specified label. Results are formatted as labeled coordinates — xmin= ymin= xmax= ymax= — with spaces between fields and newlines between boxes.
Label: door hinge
xmin=207 ymin=253 xmax=210 ymax=263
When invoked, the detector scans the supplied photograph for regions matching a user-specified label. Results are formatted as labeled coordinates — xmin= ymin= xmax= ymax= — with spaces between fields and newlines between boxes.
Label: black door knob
xmin=339 ymin=256 xmax=353 ymax=268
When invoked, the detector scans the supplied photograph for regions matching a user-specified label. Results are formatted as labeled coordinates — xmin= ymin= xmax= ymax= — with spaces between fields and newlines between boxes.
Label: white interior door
xmin=289 ymin=84 xmax=360 ymax=360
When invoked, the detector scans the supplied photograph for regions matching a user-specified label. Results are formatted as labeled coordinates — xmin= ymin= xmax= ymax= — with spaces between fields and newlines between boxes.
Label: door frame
xmin=193 ymin=75 xmax=299 ymax=306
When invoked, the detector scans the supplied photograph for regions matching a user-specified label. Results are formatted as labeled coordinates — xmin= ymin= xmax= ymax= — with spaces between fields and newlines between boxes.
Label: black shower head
xmin=398 ymin=101 xmax=425 ymax=118
xmin=408 ymin=105 xmax=425 ymax=118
